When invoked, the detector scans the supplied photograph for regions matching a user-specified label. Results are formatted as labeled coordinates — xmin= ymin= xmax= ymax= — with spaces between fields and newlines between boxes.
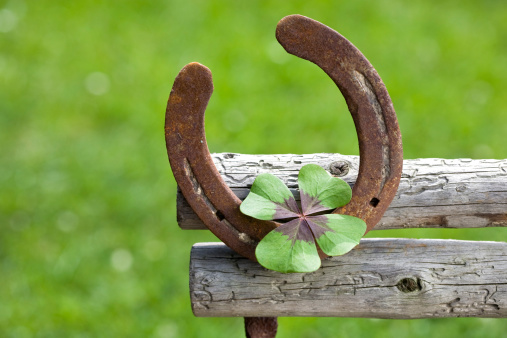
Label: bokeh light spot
xmin=84 ymin=72 xmax=110 ymax=96
xmin=155 ymin=322 xmax=178 ymax=338
xmin=56 ymin=210 xmax=79 ymax=233
xmin=0 ymin=9 xmax=17 ymax=33
xmin=111 ymin=248 xmax=133 ymax=272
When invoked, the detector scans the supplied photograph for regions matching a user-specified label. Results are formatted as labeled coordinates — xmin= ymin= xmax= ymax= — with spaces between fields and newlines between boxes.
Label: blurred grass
xmin=1 ymin=0 xmax=506 ymax=337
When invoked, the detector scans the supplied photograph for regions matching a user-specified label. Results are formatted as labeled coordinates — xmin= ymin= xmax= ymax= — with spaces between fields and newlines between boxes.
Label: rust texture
xmin=275 ymin=15 xmax=403 ymax=232
xmin=165 ymin=63 xmax=277 ymax=261
xmin=165 ymin=14 xmax=403 ymax=261
xmin=244 ymin=317 xmax=278 ymax=338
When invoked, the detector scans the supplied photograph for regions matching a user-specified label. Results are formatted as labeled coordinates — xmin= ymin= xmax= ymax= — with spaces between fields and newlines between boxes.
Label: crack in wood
xmin=190 ymin=240 xmax=507 ymax=318
xmin=179 ymin=155 xmax=507 ymax=230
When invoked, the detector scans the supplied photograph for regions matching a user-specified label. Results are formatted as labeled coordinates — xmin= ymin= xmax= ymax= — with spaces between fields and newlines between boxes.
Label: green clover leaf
xmin=240 ymin=164 xmax=366 ymax=273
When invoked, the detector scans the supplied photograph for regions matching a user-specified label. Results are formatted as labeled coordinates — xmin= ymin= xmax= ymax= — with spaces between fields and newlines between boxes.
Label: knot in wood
xmin=396 ymin=277 xmax=422 ymax=293
xmin=329 ymin=161 xmax=349 ymax=176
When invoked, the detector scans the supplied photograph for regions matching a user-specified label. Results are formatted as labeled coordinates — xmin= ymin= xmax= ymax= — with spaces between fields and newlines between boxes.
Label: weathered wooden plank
xmin=190 ymin=239 xmax=507 ymax=318
xmin=178 ymin=154 xmax=507 ymax=230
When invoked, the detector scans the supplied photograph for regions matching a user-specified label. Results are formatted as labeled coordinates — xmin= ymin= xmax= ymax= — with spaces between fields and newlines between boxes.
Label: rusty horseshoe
xmin=165 ymin=14 xmax=403 ymax=262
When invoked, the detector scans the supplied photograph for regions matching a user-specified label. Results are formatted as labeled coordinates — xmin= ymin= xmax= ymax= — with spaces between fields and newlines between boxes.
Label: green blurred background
xmin=1 ymin=0 xmax=506 ymax=337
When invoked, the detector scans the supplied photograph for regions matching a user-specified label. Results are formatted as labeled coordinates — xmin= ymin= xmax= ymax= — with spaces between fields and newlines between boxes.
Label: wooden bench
xmin=178 ymin=153 xmax=507 ymax=325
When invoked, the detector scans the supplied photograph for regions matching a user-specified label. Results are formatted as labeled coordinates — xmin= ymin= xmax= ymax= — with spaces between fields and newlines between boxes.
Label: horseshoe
xmin=165 ymin=14 xmax=403 ymax=262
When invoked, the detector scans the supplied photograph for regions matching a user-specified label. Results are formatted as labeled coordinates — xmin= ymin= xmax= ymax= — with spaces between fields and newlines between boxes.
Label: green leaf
xmin=241 ymin=164 xmax=366 ymax=274
xmin=298 ymin=164 xmax=352 ymax=215
xmin=255 ymin=219 xmax=321 ymax=273
xmin=240 ymin=173 xmax=299 ymax=220
xmin=306 ymin=214 xmax=366 ymax=256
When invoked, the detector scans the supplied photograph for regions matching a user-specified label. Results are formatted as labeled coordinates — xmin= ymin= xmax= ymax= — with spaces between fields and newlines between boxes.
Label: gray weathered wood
xmin=178 ymin=153 xmax=507 ymax=230
xmin=190 ymin=239 xmax=507 ymax=318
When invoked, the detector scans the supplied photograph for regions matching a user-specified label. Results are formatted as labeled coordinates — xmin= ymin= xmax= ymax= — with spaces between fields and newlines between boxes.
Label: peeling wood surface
xmin=190 ymin=239 xmax=507 ymax=318
xmin=178 ymin=153 xmax=507 ymax=230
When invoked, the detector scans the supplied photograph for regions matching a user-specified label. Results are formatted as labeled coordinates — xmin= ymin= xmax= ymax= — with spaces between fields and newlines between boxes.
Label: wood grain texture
xmin=177 ymin=153 xmax=507 ymax=230
xmin=190 ymin=240 xmax=507 ymax=318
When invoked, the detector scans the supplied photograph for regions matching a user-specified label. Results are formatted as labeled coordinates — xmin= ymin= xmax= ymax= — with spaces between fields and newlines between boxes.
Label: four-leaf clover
xmin=240 ymin=164 xmax=366 ymax=273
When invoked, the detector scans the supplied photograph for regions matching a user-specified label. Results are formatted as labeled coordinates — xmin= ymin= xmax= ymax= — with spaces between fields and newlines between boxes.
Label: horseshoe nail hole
xmin=215 ymin=210 xmax=225 ymax=221
xmin=396 ymin=277 xmax=422 ymax=293
xmin=370 ymin=198 xmax=380 ymax=207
